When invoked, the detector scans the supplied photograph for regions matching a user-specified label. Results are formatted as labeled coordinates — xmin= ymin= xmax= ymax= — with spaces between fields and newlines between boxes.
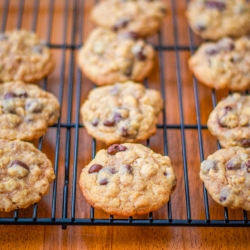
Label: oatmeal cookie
xmin=186 ymin=0 xmax=250 ymax=40
xmin=200 ymin=146 xmax=250 ymax=210
xmin=0 ymin=81 xmax=60 ymax=141
xmin=78 ymin=28 xmax=155 ymax=86
xmin=79 ymin=143 xmax=176 ymax=216
xmin=188 ymin=36 xmax=250 ymax=90
xmin=0 ymin=29 xmax=54 ymax=82
xmin=91 ymin=0 xmax=167 ymax=38
xmin=207 ymin=93 xmax=250 ymax=148
xmin=80 ymin=81 xmax=163 ymax=144
xmin=0 ymin=139 xmax=55 ymax=212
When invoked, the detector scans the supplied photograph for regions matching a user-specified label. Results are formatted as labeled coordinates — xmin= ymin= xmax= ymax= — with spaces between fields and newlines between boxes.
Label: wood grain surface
xmin=0 ymin=0 xmax=250 ymax=249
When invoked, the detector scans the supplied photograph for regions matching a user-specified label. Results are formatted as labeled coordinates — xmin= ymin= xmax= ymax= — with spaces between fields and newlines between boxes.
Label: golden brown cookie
xmin=0 ymin=29 xmax=54 ymax=82
xmin=78 ymin=28 xmax=155 ymax=86
xmin=91 ymin=0 xmax=167 ymax=38
xmin=80 ymin=81 xmax=163 ymax=144
xmin=79 ymin=143 xmax=176 ymax=216
xmin=186 ymin=0 xmax=250 ymax=40
xmin=0 ymin=139 xmax=55 ymax=212
xmin=200 ymin=146 xmax=250 ymax=210
xmin=189 ymin=37 xmax=250 ymax=90
xmin=207 ymin=93 xmax=250 ymax=148
xmin=0 ymin=81 xmax=60 ymax=141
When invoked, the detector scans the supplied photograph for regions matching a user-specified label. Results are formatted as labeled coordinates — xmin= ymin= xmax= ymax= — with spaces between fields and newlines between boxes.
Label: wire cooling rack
xmin=0 ymin=0 xmax=249 ymax=229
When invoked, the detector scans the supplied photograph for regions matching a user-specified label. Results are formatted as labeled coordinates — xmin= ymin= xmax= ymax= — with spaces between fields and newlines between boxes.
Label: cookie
xmin=79 ymin=143 xmax=176 ymax=216
xmin=186 ymin=0 xmax=250 ymax=40
xmin=188 ymin=36 xmax=250 ymax=90
xmin=0 ymin=81 xmax=60 ymax=141
xmin=78 ymin=28 xmax=155 ymax=86
xmin=207 ymin=93 xmax=250 ymax=148
xmin=91 ymin=0 xmax=166 ymax=38
xmin=80 ymin=81 xmax=163 ymax=144
xmin=0 ymin=29 xmax=54 ymax=82
xmin=0 ymin=139 xmax=55 ymax=212
xmin=200 ymin=146 xmax=250 ymax=210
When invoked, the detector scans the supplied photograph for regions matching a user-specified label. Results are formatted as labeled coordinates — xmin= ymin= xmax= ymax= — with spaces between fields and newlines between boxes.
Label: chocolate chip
xmin=219 ymin=196 xmax=227 ymax=202
xmin=224 ymin=106 xmax=232 ymax=112
xmin=110 ymin=168 xmax=118 ymax=174
xmin=132 ymin=45 xmax=147 ymax=61
xmin=242 ymin=139 xmax=250 ymax=147
xmin=225 ymin=43 xmax=235 ymax=51
xmin=205 ymin=1 xmax=226 ymax=11
xmin=226 ymin=159 xmax=241 ymax=170
xmin=121 ymin=127 xmax=129 ymax=137
xmin=25 ymin=100 xmax=44 ymax=113
xmin=32 ymin=44 xmax=44 ymax=54
xmin=88 ymin=164 xmax=103 ymax=173
xmin=103 ymin=120 xmax=115 ymax=127
xmin=100 ymin=178 xmax=108 ymax=185
xmin=10 ymin=160 xmax=29 ymax=171
xmin=91 ymin=118 xmax=99 ymax=127
xmin=4 ymin=91 xmax=28 ymax=99
xmin=124 ymin=31 xmax=139 ymax=40
xmin=112 ymin=18 xmax=130 ymax=32
xmin=114 ymin=112 xmax=123 ymax=122
xmin=107 ymin=144 xmax=127 ymax=155
xmin=164 ymin=172 xmax=168 ymax=176
xmin=196 ymin=24 xmax=207 ymax=32
xmin=135 ymin=51 xmax=146 ymax=61
xmin=243 ymin=160 xmax=250 ymax=173
xmin=124 ymin=164 xmax=132 ymax=173
xmin=205 ymin=45 xmax=219 ymax=55
xmin=19 ymin=92 xmax=28 ymax=98
xmin=124 ymin=63 xmax=133 ymax=77
xmin=218 ymin=106 xmax=233 ymax=127
xmin=4 ymin=92 xmax=17 ymax=99
xmin=218 ymin=38 xmax=235 ymax=52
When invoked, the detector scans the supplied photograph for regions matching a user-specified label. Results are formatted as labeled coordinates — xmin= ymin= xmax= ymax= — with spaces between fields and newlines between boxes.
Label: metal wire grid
xmin=0 ymin=0 xmax=249 ymax=228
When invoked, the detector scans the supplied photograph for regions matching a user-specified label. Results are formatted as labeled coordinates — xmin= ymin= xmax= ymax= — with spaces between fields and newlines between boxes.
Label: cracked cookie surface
xmin=189 ymin=36 xmax=250 ymax=90
xmin=186 ymin=0 xmax=250 ymax=40
xmin=91 ymin=0 xmax=166 ymax=38
xmin=80 ymin=81 xmax=163 ymax=144
xmin=207 ymin=93 xmax=250 ymax=148
xmin=200 ymin=146 xmax=250 ymax=210
xmin=0 ymin=139 xmax=55 ymax=212
xmin=78 ymin=28 xmax=155 ymax=86
xmin=79 ymin=143 xmax=176 ymax=216
xmin=0 ymin=29 xmax=54 ymax=83
xmin=0 ymin=81 xmax=60 ymax=141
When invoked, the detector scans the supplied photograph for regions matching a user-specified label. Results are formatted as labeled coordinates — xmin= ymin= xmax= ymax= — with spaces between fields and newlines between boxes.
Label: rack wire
xmin=0 ymin=0 xmax=249 ymax=229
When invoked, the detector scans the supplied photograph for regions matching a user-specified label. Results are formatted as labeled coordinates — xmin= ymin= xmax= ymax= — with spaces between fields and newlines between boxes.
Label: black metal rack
xmin=0 ymin=0 xmax=249 ymax=229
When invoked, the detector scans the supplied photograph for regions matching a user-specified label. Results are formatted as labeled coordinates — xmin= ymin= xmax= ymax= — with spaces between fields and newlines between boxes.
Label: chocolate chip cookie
xmin=200 ymin=146 xmax=250 ymax=210
xmin=80 ymin=81 xmax=163 ymax=144
xmin=0 ymin=81 xmax=60 ymax=141
xmin=207 ymin=93 xmax=250 ymax=148
xmin=78 ymin=28 xmax=155 ymax=86
xmin=189 ymin=36 xmax=250 ymax=90
xmin=0 ymin=29 xmax=54 ymax=82
xmin=79 ymin=143 xmax=176 ymax=216
xmin=0 ymin=139 xmax=55 ymax=212
xmin=91 ymin=0 xmax=166 ymax=38
xmin=186 ymin=0 xmax=250 ymax=40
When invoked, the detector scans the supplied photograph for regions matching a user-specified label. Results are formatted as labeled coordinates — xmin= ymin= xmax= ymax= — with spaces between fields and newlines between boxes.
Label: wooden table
xmin=0 ymin=0 xmax=250 ymax=249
